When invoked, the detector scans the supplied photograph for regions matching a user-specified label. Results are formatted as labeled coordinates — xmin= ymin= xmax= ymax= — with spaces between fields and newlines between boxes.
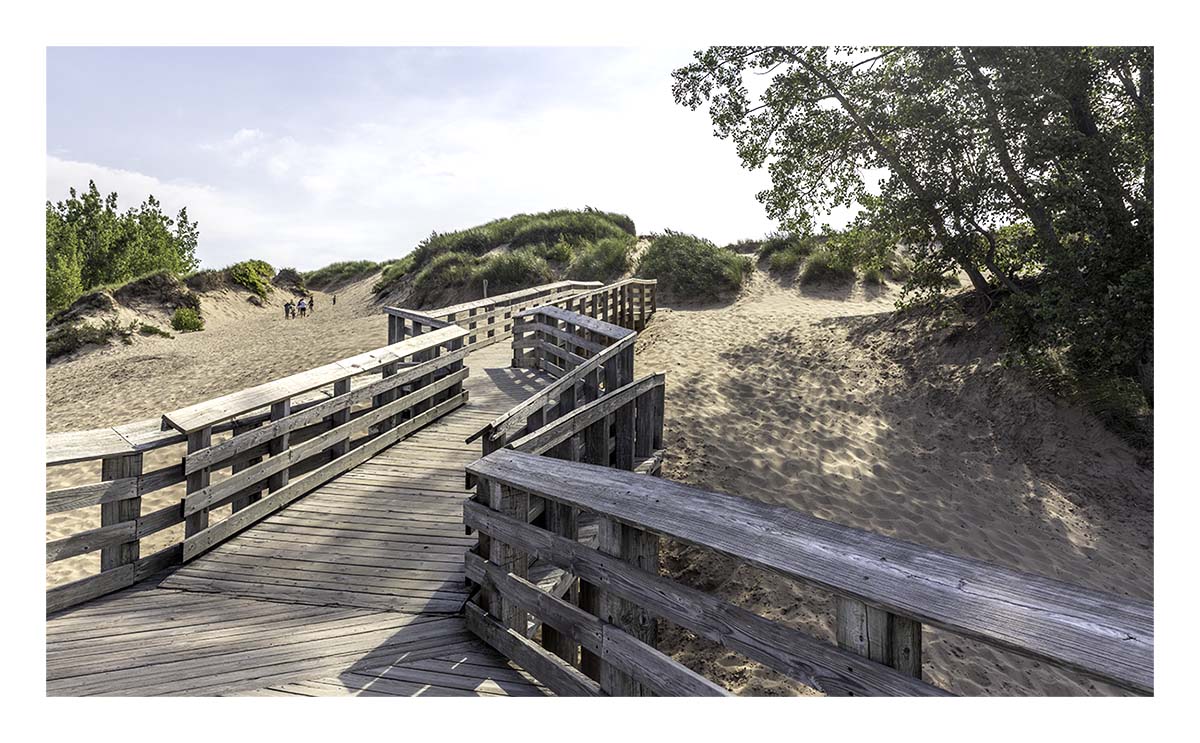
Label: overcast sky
xmin=46 ymin=46 xmax=800 ymax=271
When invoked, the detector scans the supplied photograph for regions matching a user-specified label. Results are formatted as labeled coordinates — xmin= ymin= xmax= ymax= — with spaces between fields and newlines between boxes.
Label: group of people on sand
xmin=283 ymin=294 xmax=317 ymax=319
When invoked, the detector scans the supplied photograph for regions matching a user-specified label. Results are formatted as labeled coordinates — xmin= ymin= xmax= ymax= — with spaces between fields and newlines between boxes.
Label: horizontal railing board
xmin=184 ymin=348 xmax=469 ymax=474
xmin=47 ymin=478 xmax=139 ymax=515
xmin=162 ymin=326 xmax=467 ymax=434
xmin=427 ymin=281 xmax=601 ymax=319
xmin=464 ymin=500 xmax=949 ymax=696
xmin=508 ymin=374 xmax=665 ymax=456
xmin=466 ymin=552 xmax=730 ymax=697
xmin=464 ymin=602 xmax=603 ymax=697
xmin=181 ymin=391 xmax=468 ymax=562
xmin=470 ymin=332 xmax=636 ymax=443
xmin=46 ymin=521 xmax=137 ymax=564
xmin=467 ymin=449 xmax=1154 ymax=695
xmin=515 ymin=305 xmax=634 ymax=340
xmin=183 ymin=369 xmax=468 ymax=516
xmin=381 ymin=307 xmax=453 ymax=329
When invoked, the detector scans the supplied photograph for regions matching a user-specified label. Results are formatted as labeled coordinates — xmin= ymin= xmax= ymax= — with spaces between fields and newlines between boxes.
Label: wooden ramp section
xmin=46 ymin=344 xmax=554 ymax=697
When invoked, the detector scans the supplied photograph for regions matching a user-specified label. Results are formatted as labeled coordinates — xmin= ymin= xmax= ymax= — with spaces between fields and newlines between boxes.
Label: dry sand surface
xmin=46 ymin=276 xmax=393 ymax=587
xmin=636 ymin=272 xmax=1153 ymax=696
xmin=45 ymin=268 xmax=1153 ymax=696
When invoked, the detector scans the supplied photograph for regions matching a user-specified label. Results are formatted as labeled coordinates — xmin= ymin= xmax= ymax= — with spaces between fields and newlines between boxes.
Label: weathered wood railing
xmin=464 ymin=450 xmax=1154 ymax=697
xmin=45 ymin=326 xmax=469 ymax=613
xmin=384 ymin=280 xmax=603 ymax=351
xmin=541 ymin=277 xmax=657 ymax=332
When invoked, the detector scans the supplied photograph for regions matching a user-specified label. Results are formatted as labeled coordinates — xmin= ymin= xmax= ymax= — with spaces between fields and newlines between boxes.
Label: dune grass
xmin=372 ymin=208 xmax=638 ymax=298
xmin=304 ymin=260 xmax=382 ymax=290
xmin=636 ymin=231 xmax=751 ymax=299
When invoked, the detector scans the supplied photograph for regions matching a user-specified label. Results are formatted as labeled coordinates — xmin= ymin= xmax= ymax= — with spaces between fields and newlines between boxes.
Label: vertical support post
xmin=486 ymin=479 xmax=529 ymax=633
xmin=184 ymin=427 xmax=213 ymax=538
xmin=542 ymin=488 xmax=579 ymax=664
xmin=376 ymin=361 xmax=399 ymax=432
xmin=634 ymin=388 xmax=655 ymax=460
xmin=835 ymin=597 xmax=923 ymax=679
xmin=447 ymin=336 xmax=465 ymax=403
xmin=99 ymin=453 xmax=143 ymax=572
xmin=578 ymin=412 xmax=609 ymax=681
xmin=230 ymin=420 xmax=263 ymax=512
xmin=597 ymin=519 xmax=658 ymax=696
xmin=330 ymin=378 xmax=352 ymax=459
xmin=266 ymin=400 xmax=290 ymax=495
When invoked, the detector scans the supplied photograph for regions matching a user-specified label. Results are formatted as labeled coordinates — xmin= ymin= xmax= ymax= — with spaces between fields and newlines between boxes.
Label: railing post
xmin=183 ymin=427 xmax=213 ymax=538
xmin=597 ymin=519 xmax=658 ymax=696
xmin=230 ymin=420 xmax=263 ymax=512
xmin=99 ymin=453 xmax=142 ymax=572
xmin=835 ymin=597 xmax=923 ymax=679
xmin=485 ymin=478 xmax=529 ymax=633
xmin=376 ymin=361 xmax=400 ymax=433
xmin=330 ymin=377 xmax=352 ymax=458
xmin=266 ymin=400 xmax=291 ymax=494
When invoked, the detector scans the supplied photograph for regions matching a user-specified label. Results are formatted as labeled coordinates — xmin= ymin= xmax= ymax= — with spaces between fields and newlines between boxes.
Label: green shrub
xmin=171 ymin=307 xmax=205 ymax=332
xmin=139 ymin=323 xmax=173 ymax=338
xmin=723 ymin=238 xmax=762 ymax=254
xmin=800 ymin=248 xmax=856 ymax=284
xmin=569 ymin=236 xmax=634 ymax=281
xmin=476 ymin=250 xmax=553 ymax=291
xmin=636 ymin=231 xmax=750 ymax=299
xmin=227 ymin=260 xmax=275 ymax=298
xmin=304 ymin=260 xmax=382 ymax=290
xmin=862 ymin=266 xmax=886 ymax=285
xmin=768 ymin=249 xmax=803 ymax=274
xmin=530 ymin=240 xmax=574 ymax=263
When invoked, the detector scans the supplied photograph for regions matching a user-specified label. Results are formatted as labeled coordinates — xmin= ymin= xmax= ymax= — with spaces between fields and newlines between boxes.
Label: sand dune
xmin=635 ymin=272 xmax=1152 ymax=696
xmin=45 ymin=269 xmax=1152 ymax=696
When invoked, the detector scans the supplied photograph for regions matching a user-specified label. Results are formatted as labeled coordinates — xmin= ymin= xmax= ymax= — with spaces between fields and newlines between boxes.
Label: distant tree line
xmin=46 ymin=181 xmax=199 ymax=316
xmin=673 ymin=46 xmax=1153 ymax=400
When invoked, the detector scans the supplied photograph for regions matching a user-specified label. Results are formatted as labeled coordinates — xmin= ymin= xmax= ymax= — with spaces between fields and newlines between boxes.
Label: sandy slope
xmin=45 ymin=268 xmax=1153 ymax=696
xmin=45 ymin=275 xmax=391 ymax=587
xmin=635 ymin=272 xmax=1153 ymax=696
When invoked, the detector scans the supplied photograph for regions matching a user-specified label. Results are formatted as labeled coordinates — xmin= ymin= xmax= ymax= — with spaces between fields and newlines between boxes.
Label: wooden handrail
xmin=466 ymin=449 xmax=1154 ymax=696
xmin=161 ymin=326 xmax=467 ymax=433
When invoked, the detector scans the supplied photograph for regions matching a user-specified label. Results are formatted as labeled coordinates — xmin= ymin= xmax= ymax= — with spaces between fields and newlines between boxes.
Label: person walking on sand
xmin=284 ymin=300 xmax=295 ymax=319
xmin=308 ymin=294 xmax=315 ymax=313
xmin=298 ymin=297 xmax=308 ymax=318
xmin=332 ymin=294 xmax=337 ymax=306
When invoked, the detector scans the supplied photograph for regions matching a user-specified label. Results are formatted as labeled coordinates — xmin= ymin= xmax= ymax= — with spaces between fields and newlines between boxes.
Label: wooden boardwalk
xmin=46 ymin=344 xmax=555 ymax=697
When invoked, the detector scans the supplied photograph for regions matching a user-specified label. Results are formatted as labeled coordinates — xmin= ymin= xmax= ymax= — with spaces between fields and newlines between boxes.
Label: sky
xmin=46 ymin=46 xmax=797 ymax=271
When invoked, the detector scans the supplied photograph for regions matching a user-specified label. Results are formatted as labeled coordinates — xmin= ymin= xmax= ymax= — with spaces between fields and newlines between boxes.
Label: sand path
xmin=635 ymin=272 xmax=1152 ymax=696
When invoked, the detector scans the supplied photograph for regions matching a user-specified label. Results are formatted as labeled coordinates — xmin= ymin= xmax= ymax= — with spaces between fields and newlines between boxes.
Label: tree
xmin=672 ymin=46 xmax=1152 ymax=397
xmin=45 ymin=181 xmax=200 ymax=316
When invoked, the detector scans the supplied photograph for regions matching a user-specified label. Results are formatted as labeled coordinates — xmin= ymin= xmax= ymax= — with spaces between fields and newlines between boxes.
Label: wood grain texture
xmin=466 ymin=449 xmax=1153 ymax=694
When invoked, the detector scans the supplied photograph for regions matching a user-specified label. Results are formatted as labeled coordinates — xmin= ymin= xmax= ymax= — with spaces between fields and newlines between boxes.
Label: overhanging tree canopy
xmin=672 ymin=46 xmax=1152 ymax=394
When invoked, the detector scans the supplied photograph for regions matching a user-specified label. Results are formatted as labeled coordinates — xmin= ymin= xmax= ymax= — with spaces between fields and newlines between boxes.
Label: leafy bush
xmin=304 ymin=260 xmax=382 ymax=290
xmin=272 ymin=267 xmax=306 ymax=293
xmin=636 ymin=231 xmax=751 ymax=299
xmin=171 ymin=307 xmax=205 ymax=332
xmin=476 ymin=250 xmax=553 ymax=291
xmin=758 ymin=233 xmax=818 ymax=277
xmin=800 ymin=248 xmax=856 ymax=284
xmin=569 ymin=236 xmax=634 ymax=281
xmin=46 ymin=181 xmax=200 ymax=316
xmin=227 ymin=260 xmax=275 ymax=298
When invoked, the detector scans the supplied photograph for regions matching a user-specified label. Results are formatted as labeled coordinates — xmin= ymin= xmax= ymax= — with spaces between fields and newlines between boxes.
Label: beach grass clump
xmin=568 ymin=236 xmax=634 ymax=281
xmin=862 ymin=266 xmax=886 ymax=285
xmin=758 ymin=233 xmax=818 ymax=277
xmin=139 ymin=323 xmax=173 ymax=338
xmin=636 ymin=231 xmax=751 ymax=299
xmin=476 ymin=249 xmax=553 ymax=292
xmin=304 ymin=260 xmax=382 ymax=290
xmin=372 ymin=208 xmax=637 ymax=299
xmin=723 ymin=238 xmax=763 ymax=254
xmin=800 ymin=247 xmax=856 ymax=284
xmin=529 ymin=239 xmax=574 ymax=264
xmin=371 ymin=256 xmax=416 ymax=295
xmin=171 ymin=307 xmax=205 ymax=332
